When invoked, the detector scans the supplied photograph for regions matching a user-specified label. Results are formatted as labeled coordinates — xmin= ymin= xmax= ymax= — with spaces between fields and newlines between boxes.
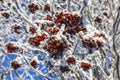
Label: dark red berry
xmin=28 ymin=3 xmax=39 ymax=13
xmin=12 ymin=24 xmax=21 ymax=34
xmin=66 ymin=56 xmax=76 ymax=65
xmin=103 ymin=12 xmax=108 ymax=17
xmin=94 ymin=16 xmax=102 ymax=23
xmin=11 ymin=61 xmax=21 ymax=69
xmin=80 ymin=62 xmax=91 ymax=70
xmin=44 ymin=4 xmax=50 ymax=11
xmin=6 ymin=43 xmax=19 ymax=53
xmin=29 ymin=27 xmax=36 ymax=34
xmin=30 ymin=60 xmax=38 ymax=68
xmin=60 ymin=66 xmax=70 ymax=73
xmin=1 ymin=12 xmax=10 ymax=18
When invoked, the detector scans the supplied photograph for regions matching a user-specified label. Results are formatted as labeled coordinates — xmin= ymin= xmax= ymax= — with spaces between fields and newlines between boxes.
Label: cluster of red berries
xmin=42 ymin=12 xmax=83 ymax=35
xmin=30 ymin=60 xmax=38 ymax=69
xmin=12 ymin=24 xmax=21 ymax=34
xmin=66 ymin=56 xmax=76 ymax=65
xmin=6 ymin=43 xmax=23 ymax=54
xmin=43 ymin=37 xmax=68 ymax=58
xmin=59 ymin=61 xmax=91 ymax=73
xmin=54 ymin=12 xmax=82 ymax=27
xmin=1 ymin=12 xmax=10 ymax=18
xmin=6 ymin=43 xmax=19 ymax=53
xmin=29 ymin=27 xmax=36 ymax=34
xmin=28 ymin=3 xmax=39 ymax=13
xmin=28 ymin=3 xmax=51 ymax=13
xmin=82 ymin=33 xmax=107 ymax=48
xmin=63 ymin=27 xmax=86 ymax=35
xmin=51 ymin=12 xmax=83 ymax=35
xmin=28 ymin=33 xmax=47 ymax=46
xmin=11 ymin=61 xmax=21 ymax=69
xmin=47 ymin=27 xmax=59 ymax=34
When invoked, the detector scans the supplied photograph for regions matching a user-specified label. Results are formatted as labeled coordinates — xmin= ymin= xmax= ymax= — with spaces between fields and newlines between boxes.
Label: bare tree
xmin=0 ymin=0 xmax=119 ymax=80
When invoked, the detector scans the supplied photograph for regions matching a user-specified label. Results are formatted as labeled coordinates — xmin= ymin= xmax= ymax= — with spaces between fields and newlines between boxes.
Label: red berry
xmin=11 ymin=61 xmax=21 ymax=69
xmin=66 ymin=56 xmax=76 ymax=65
xmin=44 ymin=4 xmax=50 ymax=11
xmin=80 ymin=62 xmax=91 ymax=70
